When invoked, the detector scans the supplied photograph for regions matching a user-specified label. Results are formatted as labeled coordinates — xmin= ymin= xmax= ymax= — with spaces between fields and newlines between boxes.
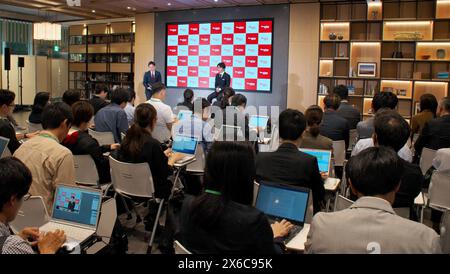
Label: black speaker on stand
xmin=4 ymin=48 xmax=11 ymax=90
xmin=14 ymin=57 xmax=30 ymax=112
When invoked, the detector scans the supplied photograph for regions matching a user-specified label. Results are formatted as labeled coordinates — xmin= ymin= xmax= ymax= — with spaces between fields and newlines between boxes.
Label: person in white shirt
xmin=146 ymin=83 xmax=175 ymax=144
xmin=124 ymin=89 xmax=136 ymax=127
xmin=352 ymin=137 xmax=413 ymax=162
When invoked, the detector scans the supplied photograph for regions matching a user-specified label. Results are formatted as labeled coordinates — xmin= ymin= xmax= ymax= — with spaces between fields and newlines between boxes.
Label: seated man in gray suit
xmin=357 ymin=91 xmax=398 ymax=139
xmin=305 ymin=146 xmax=440 ymax=254
xmin=335 ymin=85 xmax=361 ymax=129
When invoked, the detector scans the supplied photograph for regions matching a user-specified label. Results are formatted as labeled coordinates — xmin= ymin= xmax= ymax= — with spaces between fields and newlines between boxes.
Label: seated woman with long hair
xmin=29 ymin=91 xmax=50 ymax=124
xmin=177 ymin=141 xmax=293 ymax=254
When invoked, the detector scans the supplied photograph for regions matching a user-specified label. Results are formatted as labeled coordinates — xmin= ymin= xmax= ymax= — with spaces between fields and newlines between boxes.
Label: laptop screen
xmin=52 ymin=185 xmax=102 ymax=227
xmin=249 ymin=116 xmax=269 ymax=128
xmin=0 ymin=137 xmax=9 ymax=156
xmin=299 ymin=149 xmax=332 ymax=174
xmin=255 ymin=183 xmax=309 ymax=224
xmin=177 ymin=110 xmax=192 ymax=121
xmin=172 ymin=135 xmax=198 ymax=155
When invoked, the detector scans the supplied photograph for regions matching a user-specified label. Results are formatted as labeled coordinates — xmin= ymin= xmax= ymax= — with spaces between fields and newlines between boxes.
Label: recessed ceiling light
xmin=92 ymin=10 xmax=96 ymax=13
xmin=168 ymin=3 xmax=172 ymax=6
xmin=127 ymin=7 xmax=131 ymax=10
xmin=214 ymin=0 xmax=218 ymax=2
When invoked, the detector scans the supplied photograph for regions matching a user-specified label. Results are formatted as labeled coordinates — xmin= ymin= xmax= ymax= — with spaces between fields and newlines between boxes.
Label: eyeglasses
xmin=22 ymin=193 xmax=32 ymax=201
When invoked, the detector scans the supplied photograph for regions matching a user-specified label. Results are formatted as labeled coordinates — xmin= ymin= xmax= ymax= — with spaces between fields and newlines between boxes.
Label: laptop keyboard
xmin=40 ymin=222 xmax=94 ymax=243
xmin=284 ymin=225 xmax=303 ymax=243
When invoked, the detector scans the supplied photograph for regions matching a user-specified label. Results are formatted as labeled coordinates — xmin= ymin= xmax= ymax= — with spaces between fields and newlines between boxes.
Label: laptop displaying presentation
xmin=39 ymin=185 xmax=102 ymax=243
xmin=299 ymin=148 xmax=332 ymax=176
xmin=0 ymin=136 xmax=10 ymax=158
xmin=177 ymin=110 xmax=192 ymax=121
xmin=172 ymin=134 xmax=198 ymax=164
xmin=249 ymin=115 xmax=269 ymax=129
xmin=255 ymin=182 xmax=310 ymax=243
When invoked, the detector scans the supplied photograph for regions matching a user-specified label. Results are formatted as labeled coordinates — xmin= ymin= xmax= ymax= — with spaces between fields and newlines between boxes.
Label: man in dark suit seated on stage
xmin=255 ymin=109 xmax=325 ymax=213
xmin=207 ymin=62 xmax=231 ymax=104
xmin=143 ymin=61 xmax=162 ymax=100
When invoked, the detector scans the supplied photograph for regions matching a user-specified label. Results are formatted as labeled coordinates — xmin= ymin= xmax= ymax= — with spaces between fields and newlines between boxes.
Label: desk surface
xmin=285 ymin=224 xmax=310 ymax=252
xmin=324 ymin=178 xmax=340 ymax=192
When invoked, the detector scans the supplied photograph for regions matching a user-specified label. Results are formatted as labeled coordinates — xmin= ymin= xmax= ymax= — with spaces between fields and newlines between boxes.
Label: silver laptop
xmin=39 ymin=185 xmax=102 ymax=243
xmin=299 ymin=148 xmax=332 ymax=177
xmin=171 ymin=134 xmax=198 ymax=165
xmin=249 ymin=115 xmax=269 ymax=130
xmin=214 ymin=124 xmax=245 ymax=141
xmin=0 ymin=136 xmax=10 ymax=158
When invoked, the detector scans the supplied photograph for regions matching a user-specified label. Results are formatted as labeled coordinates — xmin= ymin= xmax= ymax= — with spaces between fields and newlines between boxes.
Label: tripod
xmin=14 ymin=65 xmax=30 ymax=112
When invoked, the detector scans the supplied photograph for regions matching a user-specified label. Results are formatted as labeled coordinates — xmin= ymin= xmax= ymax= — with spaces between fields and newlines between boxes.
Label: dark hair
xmin=0 ymin=157 xmax=32 ymax=211
xmin=72 ymin=101 xmax=94 ymax=127
xmin=0 ymin=89 xmax=15 ymax=107
xmin=128 ymin=89 xmax=136 ymax=102
xmin=41 ymin=102 xmax=74 ymax=130
xmin=32 ymin=92 xmax=50 ymax=113
xmin=279 ymin=109 xmax=307 ymax=141
xmin=372 ymin=92 xmax=398 ymax=112
xmin=333 ymin=85 xmax=348 ymax=100
xmin=183 ymin=89 xmax=194 ymax=103
xmin=193 ymin=97 xmax=210 ymax=115
xmin=121 ymin=104 xmax=156 ymax=161
xmin=219 ymin=87 xmax=235 ymax=109
xmin=439 ymin=97 xmax=450 ymax=113
xmin=323 ymin=94 xmax=341 ymax=110
xmin=148 ymin=61 xmax=155 ymax=67
xmin=217 ymin=62 xmax=226 ymax=69
xmin=62 ymin=90 xmax=81 ymax=106
xmin=305 ymin=105 xmax=323 ymax=137
xmin=151 ymin=83 xmax=166 ymax=94
xmin=110 ymin=88 xmax=130 ymax=105
xmin=419 ymin=94 xmax=438 ymax=116
xmin=347 ymin=146 xmax=403 ymax=196
xmin=190 ymin=142 xmax=255 ymax=229
xmin=231 ymin=94 xmax=247 ymax=107
xmin=95 ymin=84 xmax=108 ymax=95
xmin=374 ymin=110 xmax=410 ymax=152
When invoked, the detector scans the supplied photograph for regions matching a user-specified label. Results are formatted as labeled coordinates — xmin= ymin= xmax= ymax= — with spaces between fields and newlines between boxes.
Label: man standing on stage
xmin=207 ymin=62 xmax=231 ymax=104
xmin=143 ymin=61 xmax=162 ymax=100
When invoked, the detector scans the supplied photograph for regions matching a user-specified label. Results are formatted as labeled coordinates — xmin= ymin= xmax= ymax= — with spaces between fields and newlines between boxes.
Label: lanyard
xmin=39 ymin=133 xmax=59 ymax=142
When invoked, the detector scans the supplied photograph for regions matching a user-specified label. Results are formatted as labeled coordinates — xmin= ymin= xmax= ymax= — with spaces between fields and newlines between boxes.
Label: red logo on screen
xmin=178 ymin=35 xmax=188 ymax=45
xmin=258 ymin=45 xmax=272 ymax=56
xmin=234 ymin=45 xmax=245 ymax=56
xmin=167 ymin=46 xmax=178 ymax=56
xmin=233 ymin=67 xmax=245 ymax=78
xmin=189 ymin=23 xmax=199 ymax=34
xmin=246 ymin=33 xmax=258 ymax=44
xmin=246 ymin=56 xmax=258 ymax=67
xmin=178 ymin=56 xmax=188 ymax=66
xmin=211 ymin=22 xmax=222 ymax=34
xmin=259 ymin=21 xmax=273 ymax=33
xmin=210 ymin=67 xmax=219 ymax=77
xmin=199 ymin=77 xmax=210 ymax=88
xmin=188 ymin=45 xmax=199 ymax=55
xmin=178 ymin=77 xmax=188 ymax=87
xmin=167 ymin=66 xmax=177 ymax=76
xmin=222 ymin=56 xmax=233 ymax=67
xmin=245 ymin=79 xmax=257 ymax=90
xmin=167 ymin=24 xmax=178 ymax=35
xmin=222 ymin=34 xmax=233 ymax=45
xmin=210 ymin=45 xmax=221 ymax=56
xmin=199 ymin=35 xmax=210 ymax=45
xmin=258 ymin=68 xmax=271 ymax=79
xmin=234 ymin=22 xmax=246 ymax=33
xmin=188 ymin=67 xmax=198 ymax=77
xmin=199 ymin=56 xmax=210 ymax=66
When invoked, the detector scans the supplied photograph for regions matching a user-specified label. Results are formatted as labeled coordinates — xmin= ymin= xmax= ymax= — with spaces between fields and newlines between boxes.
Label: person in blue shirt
xmin=94 ymin=88 xmax=129 ymax=143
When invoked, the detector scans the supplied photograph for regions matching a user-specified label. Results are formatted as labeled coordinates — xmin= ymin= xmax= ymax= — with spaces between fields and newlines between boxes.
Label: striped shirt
xmin=0 ymin=223 xmax=34 ymax=254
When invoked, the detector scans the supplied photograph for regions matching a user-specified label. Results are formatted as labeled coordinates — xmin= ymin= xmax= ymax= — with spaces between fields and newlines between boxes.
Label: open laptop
xmin=177 ymin=110 xmax=193 ymax=121
xmin=0 ymin=136 xmax=10 ymax=158
xmin=299 ymin=148 xmax=332 ymax=176
xmin=39 ymin=185 xmax=102 ymax=244
xmin=171 ymin=134 xmax=198 ymax=165
xmin=214 ymin=125 xmax=245 ymax=141
xmin=249 ymin=115 xmax=269 ymax=129
xmin=255 ymin=182 xmax=310 ymax=244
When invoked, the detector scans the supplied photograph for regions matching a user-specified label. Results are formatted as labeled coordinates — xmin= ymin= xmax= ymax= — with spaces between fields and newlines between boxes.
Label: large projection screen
xmin=165 ymin=19 xmax=274 ymax=93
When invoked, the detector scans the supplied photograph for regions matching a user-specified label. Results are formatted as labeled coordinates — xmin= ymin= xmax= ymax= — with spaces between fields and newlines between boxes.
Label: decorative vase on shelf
xmin=437 ymin=49 xmax=446 ymax=59
xmin=329 ymin=32 xmax=337 ymax=40
xmin=337 ymin=33 xmax=344 ymax=40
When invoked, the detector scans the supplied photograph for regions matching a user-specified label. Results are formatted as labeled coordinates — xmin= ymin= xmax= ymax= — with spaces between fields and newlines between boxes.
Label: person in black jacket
xmin=176 ymin=89 xmax=194 ymax=111
xmin=89 ymin=84 xmax=109 ymax=115
xmin=143 ymin=61 xmax=162 ymax=100
xmin=320 ymin=94 xmax=350 ymax=149
xmin=63 ymin=101 xmax=119 ymax=184
xmin=207 ymin=62 xmax=231 ymax=104
xmin=256 ymin=109 xmax=325 ymax=213
xmin=178 ymin=141 xmax=293 ymax=254
xmin=29 ymin=92 xmax=50 ymax=124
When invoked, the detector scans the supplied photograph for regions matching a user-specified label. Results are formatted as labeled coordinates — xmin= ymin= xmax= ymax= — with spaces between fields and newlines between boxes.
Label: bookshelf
xmin=69 ymin=21 xmax=135 ymax=98
xmin=318 ymin=0 xmax=450 ymax=121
